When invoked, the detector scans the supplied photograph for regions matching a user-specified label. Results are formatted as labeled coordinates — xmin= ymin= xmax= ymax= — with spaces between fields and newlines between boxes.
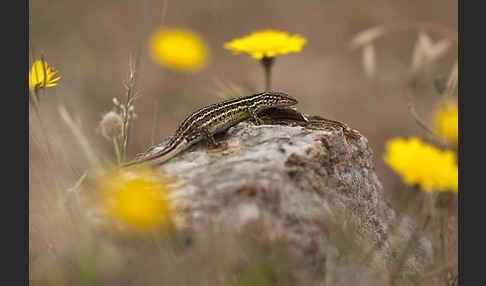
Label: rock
xmin=137 ymin=108 xmax=431 ymax=280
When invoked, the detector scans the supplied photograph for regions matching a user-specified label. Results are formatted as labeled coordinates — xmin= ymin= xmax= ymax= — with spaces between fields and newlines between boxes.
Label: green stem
xmin=261 ymin=56 xmax=274 ymax=91
xmin=125 ymin=0 xmax=150 ymax=156
xmin=113 ymin=137 xmax=121 ymax=165
xmin=30 ymin=88 xmax=43 ymax=121
xmin=119 ymin=122 xmax=128 ymax=164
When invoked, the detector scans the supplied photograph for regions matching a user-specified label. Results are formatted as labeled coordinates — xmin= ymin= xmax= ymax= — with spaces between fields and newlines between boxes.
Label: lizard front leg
xmin=248 ymin=108 xmax=264 ymax=125
xmin=200 ymin=127 xmax=219 ymax=148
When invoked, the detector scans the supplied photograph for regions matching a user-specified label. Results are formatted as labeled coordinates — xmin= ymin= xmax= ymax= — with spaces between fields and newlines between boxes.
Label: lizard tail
xmin=120 ymin=137 xmax=189 ymax=168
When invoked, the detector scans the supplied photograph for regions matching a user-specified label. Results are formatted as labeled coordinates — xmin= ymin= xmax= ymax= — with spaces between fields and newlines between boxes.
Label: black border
xmin=6 ymin=0 xmax=29 ymax=282
xmin=26 ymin=0 xmax=30 ymax=283
xmin=25 ymin=0 xmax=29 ymax=283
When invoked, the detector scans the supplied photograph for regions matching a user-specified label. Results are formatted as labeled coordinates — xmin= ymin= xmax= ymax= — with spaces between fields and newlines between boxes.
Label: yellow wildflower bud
xmin=149 ymin=28 xmax=208 ymax=72
xmin=224 ymin=30 xmax=307 ymax=59
xmin=29 ymin=60 xmax=61 ymax=91
xmin=434 ymin=101 xmax=458 ymax=147
xmin=384 ymin=137 xmax=458 ymax=192
xmin=99 ymin=168 xmax=173 ymax=232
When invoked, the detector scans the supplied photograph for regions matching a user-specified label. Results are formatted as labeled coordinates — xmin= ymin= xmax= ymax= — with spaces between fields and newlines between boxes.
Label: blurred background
xmin=29 ymin=0 xmax=457 ymax=197
xmin=29 ymin=0 xmax=457 ymax=284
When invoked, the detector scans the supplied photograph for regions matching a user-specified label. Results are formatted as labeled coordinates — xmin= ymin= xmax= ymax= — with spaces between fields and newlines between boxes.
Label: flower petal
xmin=224 ymin=30 xmax=307 ymax=59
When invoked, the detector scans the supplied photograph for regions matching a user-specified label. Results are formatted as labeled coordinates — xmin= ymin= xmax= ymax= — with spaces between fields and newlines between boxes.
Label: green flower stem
xmin=261 ymin=56 xmax=275 ymax=91
xmin=113 ymin=137 xmax=121 ymax=165
xmin=30 ymin=88 xmax=41 ymax=118
xmin=125 ymin=0 xmax=150 ymax=158
xmin=119 ymin=121 xmax=128 ymax=164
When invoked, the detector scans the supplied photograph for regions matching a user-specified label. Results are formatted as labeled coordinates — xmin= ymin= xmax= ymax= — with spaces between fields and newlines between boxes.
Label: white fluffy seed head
xmin=100 ymin=111 xmax=123 ymax=139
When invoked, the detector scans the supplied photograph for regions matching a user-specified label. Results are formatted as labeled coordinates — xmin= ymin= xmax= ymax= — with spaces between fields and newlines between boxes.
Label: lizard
xmin=122 ymin=91 xmax=298 ymax=167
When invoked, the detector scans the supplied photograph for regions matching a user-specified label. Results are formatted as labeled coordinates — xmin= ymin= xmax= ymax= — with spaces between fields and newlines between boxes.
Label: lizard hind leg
xmin=200 ymin=127 xmax=220 ymax=149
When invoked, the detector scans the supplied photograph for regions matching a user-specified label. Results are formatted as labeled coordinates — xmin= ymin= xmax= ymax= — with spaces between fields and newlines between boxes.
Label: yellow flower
xmin=384 ymin=137 xmax=458 ymax=192
xmin=99 ymin=168 xmax=172 ymax=232
xmin=224 ymin=30 xmax=307 ymax=59
xmin=149 ymin=28 xmax=208 ymax=72
xmin=29 ymin=60 xmax=61 ymax=91
xmin=434 ymin=101 xmax=458 ymax=147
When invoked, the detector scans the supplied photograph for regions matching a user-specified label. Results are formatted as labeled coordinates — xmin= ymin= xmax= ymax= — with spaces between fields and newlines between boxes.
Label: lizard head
xmin=259 ymin=91 xmax=298 ymax=108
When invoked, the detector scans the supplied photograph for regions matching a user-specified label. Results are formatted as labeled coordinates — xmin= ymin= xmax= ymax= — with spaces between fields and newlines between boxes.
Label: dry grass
xmin=29 ymin=0 xmax=457 ymax=285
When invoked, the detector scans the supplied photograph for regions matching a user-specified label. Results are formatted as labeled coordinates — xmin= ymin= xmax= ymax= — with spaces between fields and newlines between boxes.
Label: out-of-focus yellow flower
xmin=29 ymin=60 xmax=61 ymax=91
xmin=224 ymin=30 xmax=307 ymax=59
xmin=434 ymin=101 xmax=458 ymax=147
xmin=149 ymin=28 xmax=208 ymax=72
xmin=99 ymin=168 xmax=172 ymax=232
xmin=384 ymin=137 xmax=458 ymax=192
